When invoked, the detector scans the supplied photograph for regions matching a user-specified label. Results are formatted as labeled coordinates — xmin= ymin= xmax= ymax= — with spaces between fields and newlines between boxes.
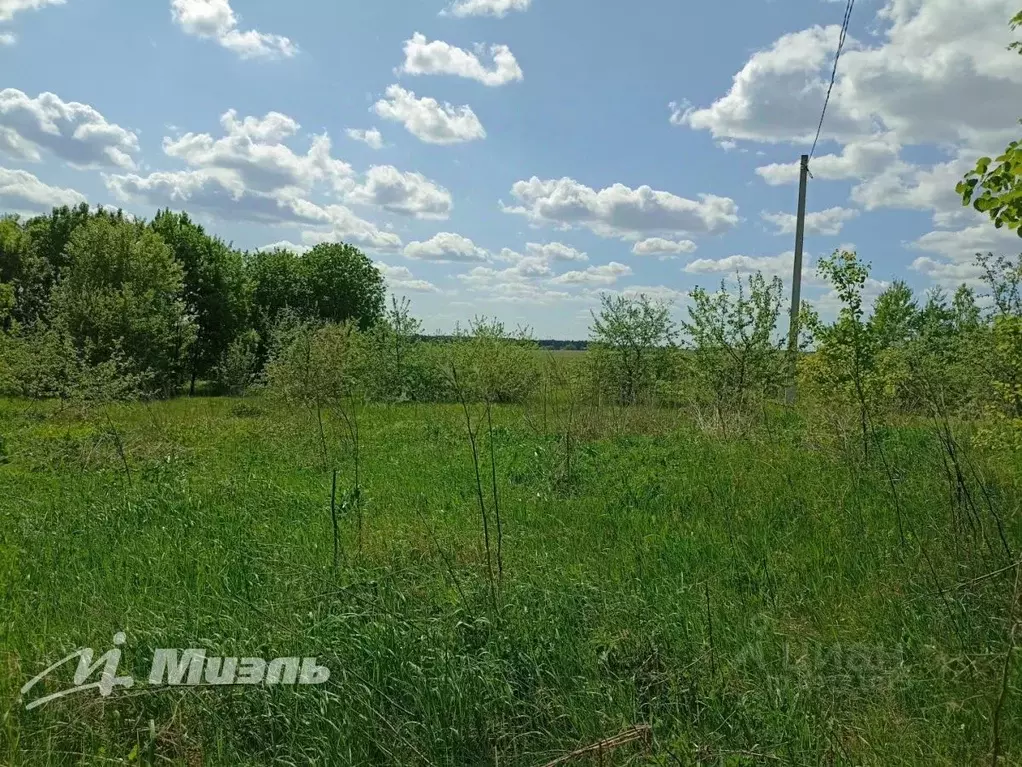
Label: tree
xmin=589 ymin=293 xmax=678 ymax=405
xmin=151 ymin=210 xmax=248 ymax=395
xmin=246 ymin=246 xmax=309 ymax=349
xmin=868 ymin=280 xmax=918 ymax=349
xmin=683 ymin=272 xmax=787 ymax=424
xmin=808 ymin=250 xmax=878 ymax=455
xmin=956 ymin=11 xmax=1022 ymax=235
xmin=48 ymin=215 xmax=195 ymax=395
xmin=300 ymin=243 xmax=386 ymax=329
xmin=360 ymin=296 xmax=426 ymax=401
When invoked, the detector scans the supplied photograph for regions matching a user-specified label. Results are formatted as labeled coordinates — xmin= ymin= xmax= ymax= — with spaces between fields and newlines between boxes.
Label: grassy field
xmin=1 ymin=395 xmax=1020 ymax=765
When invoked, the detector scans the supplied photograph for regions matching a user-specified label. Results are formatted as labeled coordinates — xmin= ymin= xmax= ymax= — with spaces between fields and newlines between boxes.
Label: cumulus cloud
xmin=405 ymin=232 xmax=489 ymax=262
xmin=684 ymin=251 xmax=820 ymax=286
xmin=458 ymin=263 xmax=577 ymax=305
xmin=524 ymin=241 xmax=587 ymax=262
xmin=632 ymin=237 xmax=697 ymax=256
xmin=761 ymin=206 xmax=859 ymax=236
xmin=502 ymin=176 xmax=739 ymax=239
xmin=399 ymin=33 xmax=523 ymax=86
xmin=105 ymin=169 xmax=401 ymax=252
xmin=550 ymin=262 xmax=632 ymax=287
xmin=909 ymin=224 xmax=1022 ymax=263
xmin=162 ymin=109 xmax=352 ymax=195
xmin=377 ymin=262 xmax=439 ymax=293
xmin=678 ymin=2 xmax=1022 ymax=150
xmin=848 ymin=153 xmax=977 ymax=227
xmin=756 ymin=134 xmax=901 ymax=185
xmin=0 ymin=165 xmax=86 ymax=212
xmin=910 ymin=256 xmax=986 ymax=288
xmin=171 ymin=0 xmax=296 ymax=59
xmin=0 ymin=89 xmax=140 ymax=169
xmin=673 ymin=25 xmax=870 ymax=145
xmin=259 ymin=240 xmax=310 ymax=255
xmin=0 ymin=0 xmax=63 ymax=23
xmin=444 ymin=0 xmax=530 ymax=18
xmin=344 ymin=165 xmax=452 ymax=220
xmin=373 ymin=85 xmax=486 ymax=145
xmin=346 ymin=128 xmax=384 ymax=149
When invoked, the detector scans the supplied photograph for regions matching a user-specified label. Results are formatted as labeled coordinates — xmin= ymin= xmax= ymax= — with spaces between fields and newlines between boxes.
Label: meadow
xmin=1 ymin=385 xmax=1020 ymax=766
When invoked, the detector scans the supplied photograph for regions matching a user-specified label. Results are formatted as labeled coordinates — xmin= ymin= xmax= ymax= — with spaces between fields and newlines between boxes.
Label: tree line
xmin=0 ymin=204 xmax=385 ymax=397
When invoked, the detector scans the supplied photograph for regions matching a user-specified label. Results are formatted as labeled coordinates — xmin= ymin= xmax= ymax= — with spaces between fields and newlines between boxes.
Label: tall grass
xmin=0 ymin=393 xmax=1019 ymax=765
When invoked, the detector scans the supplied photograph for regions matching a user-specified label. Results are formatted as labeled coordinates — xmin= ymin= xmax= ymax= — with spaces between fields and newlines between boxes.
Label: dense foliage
xmin=0 ymin=204 xmax=386 ymax=399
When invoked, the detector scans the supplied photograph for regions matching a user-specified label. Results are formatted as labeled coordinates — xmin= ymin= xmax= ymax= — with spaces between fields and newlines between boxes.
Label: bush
xmin=215 ymin=330 xmax=260 ymax=396
xmin=0 ymin=325 xmax=148 ymax=402
xmin=439 ymin=318 xmax=541 ymax=404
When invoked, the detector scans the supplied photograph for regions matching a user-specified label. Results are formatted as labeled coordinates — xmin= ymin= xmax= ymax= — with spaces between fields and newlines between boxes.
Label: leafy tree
xmin=683 ymin=272 xmax=787 ymax=424
xmin=151 ymin=210 xmax=248 ymax=394
xmin=1 ymin=215 xmax=46 ymax=325
xmin=589 ymin=293 xmax=678 ymax=405
xmin=246 ymin=247 xmax=309 ymax=347
xmin=805 ymin=250 xmax=879 ymax=455
xmin=868 ymin=280 xmax=918 ymax=349
xmin=48 ymin=215 xmax=195 ymax=395
xmin=359 ymin=296 xmax=427 ymax=401
xmin=0 ymin=281 xmax=13 ymax=331
xmin=300 ymin=243 xmax=385 ymax=329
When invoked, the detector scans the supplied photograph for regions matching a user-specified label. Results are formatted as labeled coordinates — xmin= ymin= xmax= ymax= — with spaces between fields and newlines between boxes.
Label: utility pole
xmin=785 ymin=154 xmax=810 ymax=405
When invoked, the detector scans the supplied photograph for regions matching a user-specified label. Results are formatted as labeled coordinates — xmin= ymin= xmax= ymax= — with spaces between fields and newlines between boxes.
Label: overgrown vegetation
xmin=3 ymin=9 xmax=1022 ymax=765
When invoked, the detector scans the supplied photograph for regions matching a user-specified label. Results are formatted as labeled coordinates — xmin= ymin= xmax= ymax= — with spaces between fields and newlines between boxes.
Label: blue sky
xmin=1 ymin=0 xmax=1021 ymax=338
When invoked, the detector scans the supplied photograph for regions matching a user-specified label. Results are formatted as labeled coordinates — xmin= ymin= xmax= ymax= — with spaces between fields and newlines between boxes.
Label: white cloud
xmin=550 ymin=262 xmax=632 ymax=287
xmin=684 ymin=252 xmax=813 ymax=283
xmin=458 ymin=264 xmax=576 ymax=305
xmin=524 ymin=241 xmax=587 ymax=262
xmin=673 ymin=25 xmax=870 ymax=145
xmin=848 ymin=152 xmax=975 ymax=226
xmin=346 ymin=128 xmax=384 ymax=150
xmin=298 ymin=206 xmax=403 ymax=252
xmin=909 ymin=224 xmax=1022 ymax=263
xmin=159 ymin=110 xmax=450 ymax=223
xmin=162 ymin=109 xmax=352 ymax=195
xmin=444 ymin=0 xmax=530 ymax=18
xmin=761 ymin=206 xmax=859 ymax=236
xmin=373 ymin=85 xmax=486 ymax=145
xmin=0 ymin=32 xmax=14 ymax=45
xmin=259 ymin=240 xmax=310 ymax=255
xmin=632 ymin=237 xmax=697 ymax=256
xmin=0 ymin=0 xmax=63 ymax=23
xmin=399 ymin=33 xmax=523 ymax=87
xmin=0 ymin=89 xmax=140 ymax=169
xmin=171 ymin=0 xmax=296 ymax=60
xmin=377 ymin=262 xmax=439 ymax=293
xmin=405 ymin=232 xmax=489 ymax=262
xmin=0 ymin=166 xmax=85 ymax=212
xmin=105 ymin=169 xmax=401 ymax=252
xmin=680 ymin=2 xmax=1022 ymax=150
xmin=910 ymin=256 xmax=986 ymax=288
xmin=502 ymin=176 xmax=739 ymax=239
xmin=756 ymin=134 xmax=901 ymax=185
xmin=345 ymin=165 xmax=452 ymax=220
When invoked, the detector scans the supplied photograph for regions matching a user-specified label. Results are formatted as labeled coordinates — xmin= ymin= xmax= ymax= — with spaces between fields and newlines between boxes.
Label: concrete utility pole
xmin=785 ymin=154 xmax=810 ymax=405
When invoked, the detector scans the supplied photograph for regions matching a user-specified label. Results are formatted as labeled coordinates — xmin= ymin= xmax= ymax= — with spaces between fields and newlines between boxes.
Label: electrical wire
xmin=809 ymin=0 xmax=855 ymax=161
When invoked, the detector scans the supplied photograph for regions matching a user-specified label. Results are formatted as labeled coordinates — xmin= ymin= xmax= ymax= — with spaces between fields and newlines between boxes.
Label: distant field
xmin=1 ymin=395 xmax=1019 ymax=765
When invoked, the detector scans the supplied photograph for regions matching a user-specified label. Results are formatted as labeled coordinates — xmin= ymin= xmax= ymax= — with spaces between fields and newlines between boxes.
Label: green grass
xmin=0 ymin=395 xmax=1020 ymax=765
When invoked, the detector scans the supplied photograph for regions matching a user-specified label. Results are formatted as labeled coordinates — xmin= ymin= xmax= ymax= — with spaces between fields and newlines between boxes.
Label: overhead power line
xmin=809 ymin=0 xmax=855 ymax=161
